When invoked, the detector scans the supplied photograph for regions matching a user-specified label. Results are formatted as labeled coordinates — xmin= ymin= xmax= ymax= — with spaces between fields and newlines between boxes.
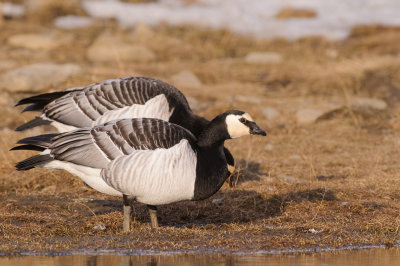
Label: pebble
xmin=93 ymin=223 xmax=106 ymax=231
xmin=0 ymin=63 xmax=81 ymax=93
xmin=212 ymin=198 xmax=223 ymax=206
xmin=308 ymin=228 xmax=320 ymax=234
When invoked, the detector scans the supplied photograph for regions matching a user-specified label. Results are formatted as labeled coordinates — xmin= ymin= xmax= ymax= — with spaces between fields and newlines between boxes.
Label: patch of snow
xmin=82 ymin=0 xmax=400 ymax=40
xmin=54 ymin=15 xmax=94 ymax=29
xmin=2 ymin=2 xmax=25 ymax=18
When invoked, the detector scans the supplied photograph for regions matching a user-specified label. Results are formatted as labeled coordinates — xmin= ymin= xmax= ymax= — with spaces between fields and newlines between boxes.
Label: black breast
xmin=193 ymin=145 xmax=229 ymax=201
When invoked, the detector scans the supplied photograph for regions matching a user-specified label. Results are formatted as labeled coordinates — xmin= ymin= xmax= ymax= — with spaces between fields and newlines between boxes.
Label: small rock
xmin=0 ymin=63 xmax=81 ymax=93
xmin=1 ymin=2 xmax=25 ymax=19
xmin=87 ymin=32 xmax=155 ymax=63
xmin=212 ymin=198 xmax=223 ymax=206
xmin=350 ymin=97 xmax=387 ymax=111
xmin=41 ymin=185 xmax=56 ymax=194
xmin=264 ymin=144 xmax=274 ymax=151
xmin=8 ymin=34 xmax=59 ymax=50
xmin=245 ymin=52 xmax=283 ymax=64
xmin=296 ymin=109 xmax=325 ymax=124
xmin=341 ymin=202 xmax=349 ymax=206
xmin=263 ymin=107 xmax=279 ymax=120
xmin=308 ymin=228 xmax=320 ymax=234
xmin=54 ymin=15 xmax=94 ymax=29
xmin=93 ymin=223 xmax=106 ymax=231
xmin=171 ymin=70 xmax=202 ymax=89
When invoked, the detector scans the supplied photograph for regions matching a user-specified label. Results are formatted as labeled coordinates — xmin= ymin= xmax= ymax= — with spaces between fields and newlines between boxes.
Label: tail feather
xmin=15 ymin=91 xmax=71 ymax=112
xmin=15 ymin=154 xmax=52 ymax=171
xmin=15 ymin=133 xmax=58 ymax=148
xmin=15 ymin=117 xmax=52 ymax=131
xmin=10 ymin=144 xmax=46 ymax=152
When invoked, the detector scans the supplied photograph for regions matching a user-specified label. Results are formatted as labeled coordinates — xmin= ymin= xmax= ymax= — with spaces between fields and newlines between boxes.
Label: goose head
xmin=197 ymin=110 xmax=266 ymax=147
xmin=225 ymin=110 xmax=266 ymax=138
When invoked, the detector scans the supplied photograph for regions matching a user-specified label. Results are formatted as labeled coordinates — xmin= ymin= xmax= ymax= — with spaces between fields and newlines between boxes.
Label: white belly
xmin=102 ymin=139 xmax=197 ymax=205
xmin=43 ymin=160 xmax=122 ymax=197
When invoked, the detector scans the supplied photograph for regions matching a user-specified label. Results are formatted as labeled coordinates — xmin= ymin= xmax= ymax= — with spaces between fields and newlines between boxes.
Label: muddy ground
xmin=1 ymin=1 xmax=400 ymax=254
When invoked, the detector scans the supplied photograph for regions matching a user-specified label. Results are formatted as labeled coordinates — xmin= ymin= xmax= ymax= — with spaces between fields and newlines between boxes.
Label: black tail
xmin=15 ymin=154 xmax=52 ymax=171
xmin=15 ymin=117 xmax=52 ymax=131
xmin=11 ymin=144 xmax=46 ymax=152
xmin=15 ymin=91 xmax=71 ymax=112
xmin=11 ymin=133 xmax=58 ymax=150
xmin=12 ymin=133 xmax=59 ymax=171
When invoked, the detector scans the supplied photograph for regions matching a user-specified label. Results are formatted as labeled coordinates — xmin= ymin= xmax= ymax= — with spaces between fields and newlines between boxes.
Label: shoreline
xmin=0 ymin=244 xmax=396 ymax=257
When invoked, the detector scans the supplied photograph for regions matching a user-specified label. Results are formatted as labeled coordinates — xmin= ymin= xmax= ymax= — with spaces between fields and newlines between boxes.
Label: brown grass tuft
xmin=276 ymin=7 xmax=317 ymax=19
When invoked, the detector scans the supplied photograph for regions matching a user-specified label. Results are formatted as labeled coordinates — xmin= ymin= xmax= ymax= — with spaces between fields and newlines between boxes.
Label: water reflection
xmin=1 ymin=248 xmax=400 ymax=266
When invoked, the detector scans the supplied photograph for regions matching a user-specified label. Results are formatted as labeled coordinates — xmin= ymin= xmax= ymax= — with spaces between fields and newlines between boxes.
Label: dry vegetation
xmin=1 ymin=1 xmax=400 ymax=255
xmin=275 ymin=7 xmax=317 ymax=19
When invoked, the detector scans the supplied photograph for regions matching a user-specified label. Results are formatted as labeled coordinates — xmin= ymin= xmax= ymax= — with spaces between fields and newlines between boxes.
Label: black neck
xmin=193 ymin=116 xmax=231 ymax=200
xmin=193 ymin=144 xmax=229 ymax=200
xmin=196 ymin=116 xmax=230 ymax=148
xmin=169 ymin=108 xmax=209 ymax=138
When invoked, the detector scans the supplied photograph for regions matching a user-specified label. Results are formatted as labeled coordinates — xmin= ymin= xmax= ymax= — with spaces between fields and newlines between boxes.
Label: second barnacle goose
xmin=14 ymin=77 xmax=234 ymax=166
xmin=12 ymin=110 xmax=266 ymax=230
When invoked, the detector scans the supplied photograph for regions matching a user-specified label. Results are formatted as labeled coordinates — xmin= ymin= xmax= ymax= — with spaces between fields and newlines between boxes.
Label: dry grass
xmin=1 ymin=2 xmax=400 ymax=253
xmin=275 ymin=7 xmax=317 ymax=19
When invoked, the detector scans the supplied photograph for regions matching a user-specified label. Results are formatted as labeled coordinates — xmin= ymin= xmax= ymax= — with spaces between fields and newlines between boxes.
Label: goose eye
xmin=239 ymin=118 xmax=246 ymax=123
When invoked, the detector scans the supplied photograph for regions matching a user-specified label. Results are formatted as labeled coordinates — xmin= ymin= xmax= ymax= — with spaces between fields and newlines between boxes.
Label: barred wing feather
xmin=43 ymin=77 xmax=188 ymax=129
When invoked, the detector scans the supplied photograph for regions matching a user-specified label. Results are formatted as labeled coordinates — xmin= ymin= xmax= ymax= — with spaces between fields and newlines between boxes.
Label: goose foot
xmin=147 ymin=205 xmax=159 ymax=229
xmin=123 ymin=195 xmax=131 ymax=232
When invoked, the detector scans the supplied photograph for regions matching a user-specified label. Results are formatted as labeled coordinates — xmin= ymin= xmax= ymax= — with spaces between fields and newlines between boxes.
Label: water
xmin=1 ymin=248 xmax=400 ymax=266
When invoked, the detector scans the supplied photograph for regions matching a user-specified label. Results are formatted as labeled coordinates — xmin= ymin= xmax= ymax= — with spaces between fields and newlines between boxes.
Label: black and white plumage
xmin=12 ymin=110 xmax=266 ymax=229
xmin=15 ymin=76 xmax=234 ymax=167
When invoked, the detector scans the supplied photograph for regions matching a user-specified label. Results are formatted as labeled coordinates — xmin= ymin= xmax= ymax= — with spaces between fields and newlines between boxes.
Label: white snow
xmin=2 ymin=2 xmax=25 ymax=18
xmin=54 ymin=15 xmax=94 ymax=29
xmin=82 ymin=0 xmax=400 ymax=40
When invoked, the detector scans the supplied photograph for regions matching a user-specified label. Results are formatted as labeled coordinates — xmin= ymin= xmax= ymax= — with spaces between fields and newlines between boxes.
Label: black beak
xmin=249 ymin=122 xmax=267 ymax=136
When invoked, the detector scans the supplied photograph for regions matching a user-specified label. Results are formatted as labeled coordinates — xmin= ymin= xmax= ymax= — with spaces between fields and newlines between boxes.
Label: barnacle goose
xmin=12 ymin=110 xmax=266 ymax=230
xmin=15 ymin=76 xmax=234 ymax=167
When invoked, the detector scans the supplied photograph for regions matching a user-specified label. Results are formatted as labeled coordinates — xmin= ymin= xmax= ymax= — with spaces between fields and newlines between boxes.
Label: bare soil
xmin=1 ymin=2 xmax=400 ymax=254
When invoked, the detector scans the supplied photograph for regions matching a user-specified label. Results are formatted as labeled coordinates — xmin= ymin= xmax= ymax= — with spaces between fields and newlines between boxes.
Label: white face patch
xmin=226 ymin=113 xmax=253 ymax=138
xmin=242 ymin=113 xmax=254 ymax=122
